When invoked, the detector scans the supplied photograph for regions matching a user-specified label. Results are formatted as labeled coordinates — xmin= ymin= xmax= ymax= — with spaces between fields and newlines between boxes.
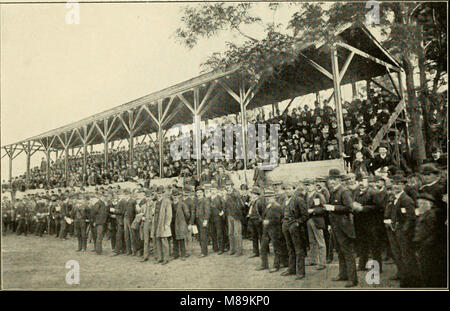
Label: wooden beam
xmin=160 ymin=96 xmax=175 ymax=124
xmin=369 ymin=78 xmax=397 ymax=97
xmin=177 ymin=93 xmax=195 ymax=114
xmin=197 ymin=81 xmax=217 ymax=114
xmin=12 ymin=148 xmax=24 ymax=160
xmin=338 ymin=51 xmax=355 ymax=83
xmin=118 ymin=113 xmax=131 ymax=133
xmin=336 ymin=42 xmax=401 ymax=72
xmin=142 ymin=104 xmax=160 ymax=126
xmin=386 ymin=69 xmax=401 ymax=98
xmin=218 ymin=79 xmax=241 ymax=104
xmin=6 ymin=65 xmax=241 ymax=146
xmin=299 ymin=52 xmax=333 ymax=80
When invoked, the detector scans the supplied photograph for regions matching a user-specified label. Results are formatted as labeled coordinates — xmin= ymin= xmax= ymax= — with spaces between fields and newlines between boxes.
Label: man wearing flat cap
xmin=325 ymin=168 xmax=358 ymax=287
xmin=257 ymin=188 xmax=284 ymax=273
xmin=413 ymin=163 xmax=447 ymax=287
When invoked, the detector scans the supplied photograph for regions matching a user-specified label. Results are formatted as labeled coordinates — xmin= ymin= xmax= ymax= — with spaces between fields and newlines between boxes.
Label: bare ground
xmin=1 ymin=234 xmax=399 ymax=290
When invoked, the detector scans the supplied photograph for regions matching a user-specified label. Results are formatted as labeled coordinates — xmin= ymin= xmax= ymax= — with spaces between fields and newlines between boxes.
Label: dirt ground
xmin=1 ymin=234 xmax=399 ymax=289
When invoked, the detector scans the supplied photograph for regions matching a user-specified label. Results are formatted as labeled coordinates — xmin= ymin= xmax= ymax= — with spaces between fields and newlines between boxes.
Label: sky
xmin=0 ymin=2 xmax=367 ymax=181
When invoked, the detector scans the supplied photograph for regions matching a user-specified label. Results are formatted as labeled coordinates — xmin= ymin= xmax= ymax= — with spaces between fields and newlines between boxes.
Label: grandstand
xmin=1 ymin=23 xmax=408 ymax=189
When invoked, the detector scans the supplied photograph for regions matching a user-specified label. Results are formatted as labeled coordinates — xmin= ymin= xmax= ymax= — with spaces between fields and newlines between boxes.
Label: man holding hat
xmin=325 ymin=168 xmax=358 ymax=287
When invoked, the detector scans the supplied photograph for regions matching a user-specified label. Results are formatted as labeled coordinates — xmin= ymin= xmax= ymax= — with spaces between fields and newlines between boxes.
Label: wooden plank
xmin=371 ymin=99 xmax=405 ymax=151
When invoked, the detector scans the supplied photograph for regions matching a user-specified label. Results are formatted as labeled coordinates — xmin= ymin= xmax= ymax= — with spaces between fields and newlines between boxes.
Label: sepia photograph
xmin=0 ymin=1 xmax=447 ymax=292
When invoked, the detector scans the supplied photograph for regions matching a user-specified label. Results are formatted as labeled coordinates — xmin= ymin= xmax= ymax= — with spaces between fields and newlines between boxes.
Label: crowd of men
xmin=2 ymin=160 xmax=447 ymax=288
xmin=5 ymin=87 xmax=446 ymax=193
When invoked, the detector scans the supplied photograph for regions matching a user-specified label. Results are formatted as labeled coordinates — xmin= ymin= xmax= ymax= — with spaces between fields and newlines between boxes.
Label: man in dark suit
xmin=195 ymin=186 xmax=210 ymax=257
xmin=111 ymin=189 xmax=127 ymax=256
xmin=325 ymin=168 xmax=358 ymax=287
xmin=72 ymin=193 xmax=89 ymax=252
xmin=281 ymin=184 xmax=309 ymax=280
xmin=59 ymin=197 xmax=73 ymax=240
xmin=93 ymin=192 xmax=109 ymax=255
xmin=209 ymin=183 xmax=225 ymax=254
xmin=124 ymin=189 xmax=137 ymax=255
xmin=256 ymin=188 xmax=285 ymax=273
xmin=224 ymin=182 xmax=245 ymax=256
xmin=414 ymin=163 xmax=447 ymax=287
xmin=352 ymin=175 xmax=384 ymax=273
xmin=305 ymin=178 xmax=327 ymax=270
xmin=247 ymin=187 xmax=265 ymax=258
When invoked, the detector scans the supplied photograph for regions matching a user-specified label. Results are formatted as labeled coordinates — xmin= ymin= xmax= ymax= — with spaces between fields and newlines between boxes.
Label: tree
xmin=174 ymin=1 xmax=447 ymax=167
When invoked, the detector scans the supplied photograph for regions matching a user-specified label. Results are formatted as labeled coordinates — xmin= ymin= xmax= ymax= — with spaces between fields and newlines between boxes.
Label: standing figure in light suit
xmin=141 ymin=190 xmax=156 ymax=262
xmin=151 ymin=186 xmax=172 ymax=265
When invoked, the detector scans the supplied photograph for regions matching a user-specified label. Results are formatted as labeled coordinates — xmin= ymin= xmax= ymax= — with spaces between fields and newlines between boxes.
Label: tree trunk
xmin=403 ymin=57 xmax=426 ymax=167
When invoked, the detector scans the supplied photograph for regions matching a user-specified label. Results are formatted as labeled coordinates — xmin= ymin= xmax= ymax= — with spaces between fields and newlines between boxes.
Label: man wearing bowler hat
xmin=325 ymin=168 xmax=358 ymax=287
xmin=413 ymin=163 xmax=447 ymax=287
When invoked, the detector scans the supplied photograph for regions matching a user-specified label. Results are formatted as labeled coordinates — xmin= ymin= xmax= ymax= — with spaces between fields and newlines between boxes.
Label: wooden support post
xmin=8 ymin=148 xmax=13 ymax=187
xmin=193 ymin=88 xmax=201 ymax=179
xmin=82 ymin=126 xmax=88 ymax=186
xmin=193 ymin=114 xmax=202 ymax=179
xmin=330 ymin=44 xmax=345 ymax=156
xmin=128 ymin=110 xmax=134 ymax=169
xmin=46 ymin=148 xmax=50 ymax=187
xmin=104 ymin=119 xmax=109 ymax=168
xmin=157 ymin=102 xmax=164 ymax=178
xmin=239 ymin=76 xmax=248 ymax=184
xmin=352 ymin=82 xmax=357 ymax=98
xmin=26 ymin=141 xmax=31 ymax=184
